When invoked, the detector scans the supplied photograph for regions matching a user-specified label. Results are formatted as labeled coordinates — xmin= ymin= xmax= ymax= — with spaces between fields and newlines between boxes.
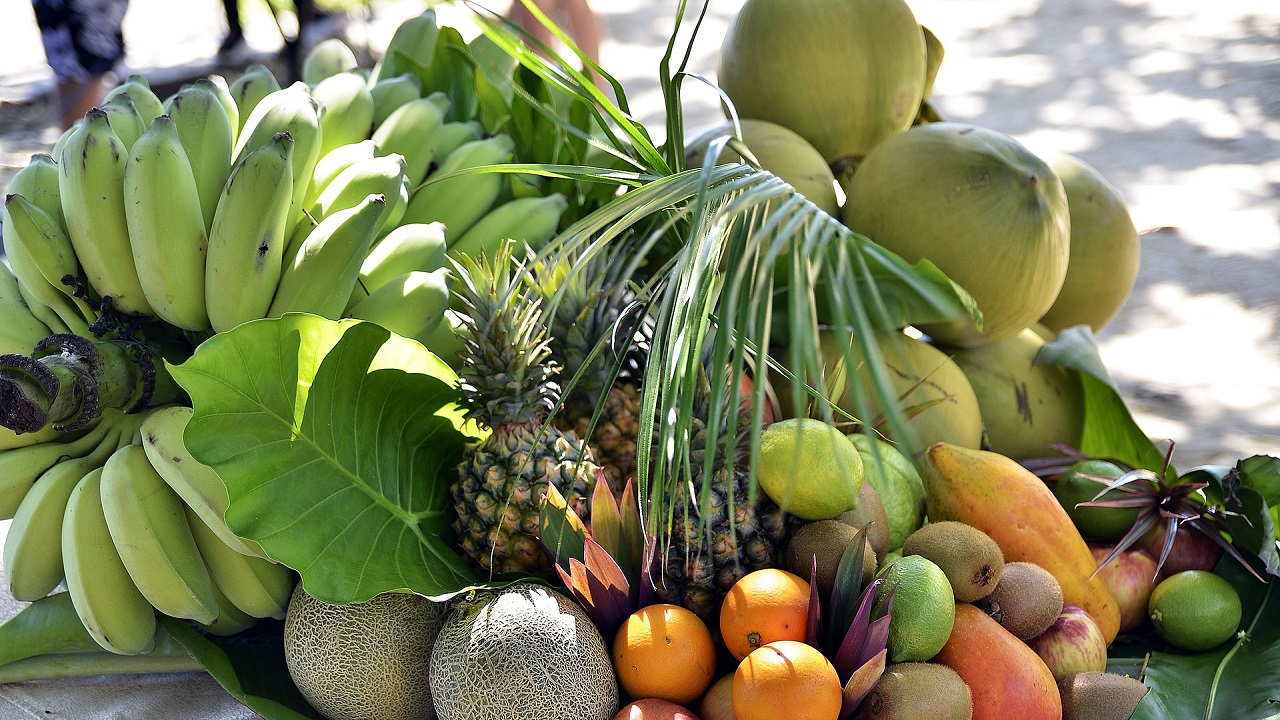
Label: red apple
xmin=1091 ymin=543 xmax=1159 ymax=633
xmin=699 ymin=674 xmax=737 ymax=720
xmin=1139 ymin=523 xmax=1223 ymax=582
xmin=615 ymin=698 xmax=701 ymax=720
xmin=1026 ymin=604 xmax=1108 ymax=682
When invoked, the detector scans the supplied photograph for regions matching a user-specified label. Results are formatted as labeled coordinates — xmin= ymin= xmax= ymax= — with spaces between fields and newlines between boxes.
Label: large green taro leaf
xmin=169 ymin=314 xmax=481 ymax=603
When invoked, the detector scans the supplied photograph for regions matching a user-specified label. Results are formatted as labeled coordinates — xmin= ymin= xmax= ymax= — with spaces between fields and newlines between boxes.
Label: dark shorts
xmin=32 ymin=0 xmax=129 ymax=83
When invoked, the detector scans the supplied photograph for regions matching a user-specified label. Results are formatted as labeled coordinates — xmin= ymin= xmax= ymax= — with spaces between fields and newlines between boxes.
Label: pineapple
xmin=450 ymin=244 xmax=602 ymax=575
xmin=655 ymin=369 xmax=793 ymax=624
xmin=535 ymin=247 xmax=649 ymax=495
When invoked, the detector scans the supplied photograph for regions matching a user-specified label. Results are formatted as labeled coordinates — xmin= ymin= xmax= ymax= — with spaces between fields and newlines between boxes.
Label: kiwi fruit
xmin=901 ymin=521 xmax=1005 ymax=602
xmin=855 ymin=662 xmax=973 ymax=720
xmin=1059 ymin=671 xmax=1149 ymax=720
xmin=786 ymin=520 xmax=877 ymax=597
xmin=977 ymin=561 xmax=1064 ymax=639
xmin=837 ymin=481 xmax=892 ymax=560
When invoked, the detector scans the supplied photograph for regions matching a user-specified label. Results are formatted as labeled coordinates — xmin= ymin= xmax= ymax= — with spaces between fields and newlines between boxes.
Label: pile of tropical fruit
xmin=0 ymin=0 xmax=1277 ymax=719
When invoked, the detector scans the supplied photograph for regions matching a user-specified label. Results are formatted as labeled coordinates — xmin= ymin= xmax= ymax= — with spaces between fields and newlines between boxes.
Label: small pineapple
xmin=450 ymin=244 xmax=602 ymax=575
xmin=655 ymin=369 xmax=793 ymax=624
xmin=535 ymin=246 xmax=649 ymax=495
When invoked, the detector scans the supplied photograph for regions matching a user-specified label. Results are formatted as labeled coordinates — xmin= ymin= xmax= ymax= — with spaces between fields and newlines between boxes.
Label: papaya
xmin=922 ymin=443 xmax=1121 ymax=643
xmin=934 ymin=603 xmax=1061 ymax=720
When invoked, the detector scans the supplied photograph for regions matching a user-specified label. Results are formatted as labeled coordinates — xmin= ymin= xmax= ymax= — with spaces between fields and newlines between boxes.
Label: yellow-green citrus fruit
xmin=1148 ymin=571 xmax=1242 ymax=651
xmin=873 ymin=555 xmax=956 ymax=662
xmin=717 ymin=0 xmax=926 ymax=169
xmin=949 ymin=328 xmax=1085 ymax=460
xmin=1053 ymin=460 xmax=1137 ymax=540
xmin=848 ymin=433 xmax=925 ymax=551
xmin=1037 ymin=151 xmax=1140 ymax=334
xmin=842 ymin=123 xmax=1070 ymax=346
xmin=758 ymin=418 xmax=864 ymax=520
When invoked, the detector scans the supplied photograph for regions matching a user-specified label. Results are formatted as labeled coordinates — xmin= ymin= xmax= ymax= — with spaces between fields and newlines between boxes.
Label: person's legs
xmin=509 ymin=0 xmax=601 ymax=67
xmin=219 ymin=0 xmax=244 ymax=54
xmin=32 ymin=0 xmax=129 ymax=129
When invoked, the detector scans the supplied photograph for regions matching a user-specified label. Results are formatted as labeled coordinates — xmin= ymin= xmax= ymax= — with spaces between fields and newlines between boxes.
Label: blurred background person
xmin=508 ymin=0 xmax=600 ymax=67
xmin=31 ymin=0 xmax=129 ymax=129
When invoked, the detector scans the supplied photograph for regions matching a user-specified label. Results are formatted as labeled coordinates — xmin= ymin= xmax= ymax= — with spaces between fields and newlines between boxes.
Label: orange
xmin=732 ymin=640 xmax=842 ymax=720
xmin=719 ymin=568 xmax=811 ymax=660
xmin=613 ymin=603 xmax=717 ymax=705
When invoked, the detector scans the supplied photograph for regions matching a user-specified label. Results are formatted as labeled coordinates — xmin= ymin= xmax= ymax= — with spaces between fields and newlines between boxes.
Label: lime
xmin=849 ymin=433 xmax=925 ymax=550
xmin=1148 ymin=570 xmax=1242 ymax=651
xmin=758 ymin=418 xmax=864 ymax=520
xmin=1053 ymin=460 xmax=1137 ymax=540
xmin=873 ymin=555 xmax=955 ymax=662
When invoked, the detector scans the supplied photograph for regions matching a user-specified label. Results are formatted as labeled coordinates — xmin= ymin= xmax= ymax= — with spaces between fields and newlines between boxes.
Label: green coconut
xmin=949 ymin=328 xmax=1085 ymax=460
xmin=778 ymin=330 xmax=983 ymax=459
xmin=842 ymin=123 xmax=1071 ymax=346
xmin=686 ymin=119 xmax=839 ymax=215
xmin=717 ymin=0 xmax=926 ymax=171
xmin=1038 ymin=151 xmax=1141 ymax=334
xmin=921 ymin=25 xmax=945 ymax=101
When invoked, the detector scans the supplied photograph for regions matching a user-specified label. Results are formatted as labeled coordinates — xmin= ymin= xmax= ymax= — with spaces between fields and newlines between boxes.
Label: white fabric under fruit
xmin=0 ymin=520 xmax=258 ymax=720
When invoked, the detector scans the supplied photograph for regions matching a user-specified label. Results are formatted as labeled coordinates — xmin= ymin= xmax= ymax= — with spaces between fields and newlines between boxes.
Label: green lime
xmin=873 ymin=555 xmax=955 ymax=662
xmin=849 ymin=433 xmax=925 ymax=550
xmin=1053 ymin=460 xmax=1137 ymax=540
xmin=758 ymin=418 xmax=864 ymax=520
xmin=1148 ymin=570 xmax=1242 ymax=651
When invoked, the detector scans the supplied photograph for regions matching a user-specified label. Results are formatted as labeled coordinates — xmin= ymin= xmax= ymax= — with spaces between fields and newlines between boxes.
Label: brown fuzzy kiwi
xmin=855 ymin=662 xmax=973 ymax=720
xmin=1059 ymin=671 xmax=1148 ymax=720
xmin=977 ymin=561 xmax=1063 ymax=639
xmin=901 ymin=521 xmax=1005 ymax=602
xmin=837 ymin=481 xmax=892 ymax=561
xmin=786 ymin=520 xmax=877 ymax=598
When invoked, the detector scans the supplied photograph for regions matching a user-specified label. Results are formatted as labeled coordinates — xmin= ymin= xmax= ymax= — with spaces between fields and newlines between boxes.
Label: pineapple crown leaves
xmin=801 ymin=525 xmax=895 ymax=718
xmin=449 ymin=243 xmax=561 ymax=428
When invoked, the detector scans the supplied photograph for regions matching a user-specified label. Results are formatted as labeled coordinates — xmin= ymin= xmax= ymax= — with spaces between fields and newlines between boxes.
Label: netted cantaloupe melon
xmin=1037 ymin=151 xmax=1140 ymax=334
xmin=950 ymin=328 xmax=1084 ymax=460
xmin=283 ymin=586 xmax=448 ymax=720
xmin=842 ymin=123 xmax=1071 ymax=346
xmin=429 ymin=583 xmax=618 ymax=720
xmin=686 ymin=119 xmax=839 ymax=215
xmin=717 ymin=0 xmax=926 ymax=171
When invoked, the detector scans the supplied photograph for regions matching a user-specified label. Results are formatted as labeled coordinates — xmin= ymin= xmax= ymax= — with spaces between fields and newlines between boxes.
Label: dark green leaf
xmin=1241 ymin=456 xmax=1280 ymax=507
xmin=1203 ymin=464 xmax=1280 ymax=578
xmin=169 ymin=315 xmax=481 ymax=604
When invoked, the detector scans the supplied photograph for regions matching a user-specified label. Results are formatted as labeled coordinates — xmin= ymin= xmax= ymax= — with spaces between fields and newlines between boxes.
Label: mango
xmin=922 ymin=443 xmax=1121 ymax=643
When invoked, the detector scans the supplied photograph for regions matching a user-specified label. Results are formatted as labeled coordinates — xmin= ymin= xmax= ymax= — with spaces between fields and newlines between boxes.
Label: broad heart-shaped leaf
xmin=168 ymin=315 xmax=482 ymax=603
xmin=1038 ymin=325 xmax=1171 ymax=478
xmin=1193 ymin=464 xmax=1280 ymax=579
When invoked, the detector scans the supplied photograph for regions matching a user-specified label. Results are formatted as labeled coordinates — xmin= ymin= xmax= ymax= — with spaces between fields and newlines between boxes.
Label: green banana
xmin=99 ymin=92 xmax=146 ymax=152
xmin=403 ymin=134 xmax=514 ymax=238
xmin=205 ymin=74 xmax=240 ymax=145
xmin=347 ymin=222 xmax=446 ymax=308
xmin=371 ymin=9 xmax=439 ymax=83
xmin=185 ymin=505 xmax=293 ymax=620
xmin=205 ymin=132 xmax=295 ymax=333
xmin=15 ymin=279 xmax=71 ymax=336
xmin=313 ymin=71 xmax=375 ymax=156
xmin=432 ymin=120 xmax=485 ymax=163
xmin=369 ymin=73 xmax=422 ymax=128
xmin=419 ymin=308 xmax=465 ymax=369
xmin=123 ymin=115 xmax=210 ymax=331
xmin=102 ymin=75 xmax=164 ymax=126
xmin=349 ymin=269 xmax=450 ymax=340
xmin=448 ymin=193 xmax=568 ymax=262
xmin=287 ymin=153 xmax=407 ymax=259
xmin=58 ymin=108 xmax=154 ymax=317
xmin=233 ymin=85 xmax=322 ymax=220
xmin=6 ymin=152 xmax=65 ymax=230
xmin=269 ymin=193 xmax=386 ymax=320
xmin=0 ymin=417 xmax=116 ymax=520
xmin=140 ymin=405 xmax=265 ymax=558
xmin=303 ymin=37 xmax=359 ymax=86
xmin=2 ymin=194 xmax=96 ymax=334
xmin=167 ymin=80 xmax=235 ymax=232
xmin=304 ymin=138 xmax=377 ymax=210
xmin=100 ymin=443 xmax=219 ymax=624
xmin=2 ymin=425 xmax=121 ymax=601
xmin=199 ymin=580 xmax=259 ymax=637
xmin=0 ymin=592 xmax=102 ymax=666
xmin=51 ymin=120 xmax=80 ymax=165
xmin=371 ymin=94 xmax=449 ymax=185
xmin=0 ymin=262 xmax=51 ymax=358
xmin=228 ymin=63 xmax=280 ymax=133
xmin=61 ymin=467 xmax=158 ymax=655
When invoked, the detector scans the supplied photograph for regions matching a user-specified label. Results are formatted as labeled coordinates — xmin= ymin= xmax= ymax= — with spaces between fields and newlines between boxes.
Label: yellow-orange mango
xmin=923 ymin=443 xmax=1120 ymax=643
